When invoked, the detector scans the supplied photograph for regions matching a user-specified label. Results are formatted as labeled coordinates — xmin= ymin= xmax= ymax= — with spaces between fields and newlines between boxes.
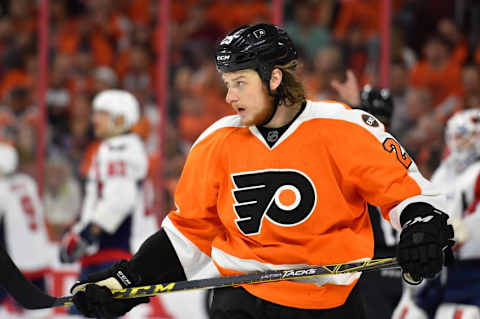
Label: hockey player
xmin=68 ymin=24 xmax=454 ymax=319
xmin=0 ymin=143 xmax=51 ymax=318
xmin=58 ymin=89 xmax=150 ymax=313
xmin=394 ymin=109 xmax=480 ymax=319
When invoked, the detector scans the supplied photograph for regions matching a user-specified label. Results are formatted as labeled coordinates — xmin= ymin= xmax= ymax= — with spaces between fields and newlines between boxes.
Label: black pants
xmin=357 ymin=268 xmax=402 ymax=319
xmin=210 ymin=283 xmax=366 ymax=319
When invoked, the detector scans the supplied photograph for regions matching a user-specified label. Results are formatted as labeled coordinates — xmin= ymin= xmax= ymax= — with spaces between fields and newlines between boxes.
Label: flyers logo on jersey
xmin=231 ymin=169 xmax=316 ymax=236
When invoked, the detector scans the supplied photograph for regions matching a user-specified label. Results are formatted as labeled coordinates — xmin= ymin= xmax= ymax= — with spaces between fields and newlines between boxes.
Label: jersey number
xmin=20 ymin=195 xmax=37 ymax=231
xmin=107 ymin=161 xmax=126 ymax=177
xmin=382 ymin=138 xmax=412 ymax=168
xmin=231 ymin=170 xmax=316 ymax=236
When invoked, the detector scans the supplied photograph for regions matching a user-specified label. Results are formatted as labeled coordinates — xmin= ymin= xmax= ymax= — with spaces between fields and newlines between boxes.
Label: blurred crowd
xmin=0 ymin=0 xmax=479 ymax=241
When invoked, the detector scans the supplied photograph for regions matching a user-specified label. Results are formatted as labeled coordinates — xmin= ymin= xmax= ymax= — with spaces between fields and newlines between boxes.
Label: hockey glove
xmin=59 ymin=231 xmax=90 ymax=263
xmin=71 ymin=260 xmax=149 ymax=319
xmin=59 ymin=223 xmax=100 ymax=263
xmin=397 ymin=203 xmax=455 ymax=285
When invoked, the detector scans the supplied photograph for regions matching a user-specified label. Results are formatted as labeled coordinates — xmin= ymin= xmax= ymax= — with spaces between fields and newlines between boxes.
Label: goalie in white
xmin=393 ymin=109 xmax=480 ymax=319
xmin=58 ymin=89 xmax=156 ymax=314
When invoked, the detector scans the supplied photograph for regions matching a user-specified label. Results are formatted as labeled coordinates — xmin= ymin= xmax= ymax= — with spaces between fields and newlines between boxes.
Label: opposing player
xmin=58 ymin=89 xmax=150 ymax=313
xmin=0 ymin=143 xmax=51 ymax=318
xmin=394 ymin=109 xmax=480 ymax=319
xmin=68 ymin=24 xmax=454 ymax=319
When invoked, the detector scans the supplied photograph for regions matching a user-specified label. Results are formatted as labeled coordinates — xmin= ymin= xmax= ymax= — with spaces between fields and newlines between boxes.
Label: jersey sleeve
xmin=328 ymin=109 xmax=446 ymax=231
xmin=161 ymin=128 xmax=228 ymax=279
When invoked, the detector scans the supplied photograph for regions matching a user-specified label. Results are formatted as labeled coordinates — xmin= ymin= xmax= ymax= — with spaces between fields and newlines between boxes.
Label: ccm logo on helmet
xmin=216 ymin=55 xmax=231 ymax=61
xmin=231 ymin=169 xmax=317 ymax=236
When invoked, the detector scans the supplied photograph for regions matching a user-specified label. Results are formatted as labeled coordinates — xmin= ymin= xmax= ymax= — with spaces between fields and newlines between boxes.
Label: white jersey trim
xmin=211 ymin=246 xmax=363 ymax=287
xmin=388 ymin=194 xmax=448 ymax=231
xmin=191 ymin=115 xmax=243 ymax=149
xmin=162 ymin=216 xmax=220 ymax=280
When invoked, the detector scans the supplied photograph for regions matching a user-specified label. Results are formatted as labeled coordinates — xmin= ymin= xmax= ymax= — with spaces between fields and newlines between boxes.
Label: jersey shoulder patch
xmin=302 ymin=100 xmax=385 ymax=133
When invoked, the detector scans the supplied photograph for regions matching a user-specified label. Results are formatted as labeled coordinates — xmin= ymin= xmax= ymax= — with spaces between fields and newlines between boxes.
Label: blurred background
xmin=0 ymin=0 xmax=478 ymax=317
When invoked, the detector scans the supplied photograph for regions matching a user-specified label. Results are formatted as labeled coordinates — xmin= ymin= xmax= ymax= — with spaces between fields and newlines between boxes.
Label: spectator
xmin=460 ymin=64 xmax=480 ymax=109
xmin=339 ymin=25 xmax=370 ymax=84
xmin=437 ymin=18 xmax=469 ymax=66
xmin=313 ymin=45 xmax=346 ymax=101
xmin=92 ymin=66 xmax=118 ymax=93
xmin=119 ymin=46 xmax=153 ymax=97
xmin=408 ymin=34 xmax=462 ymax=107
xmin=67 ymin=94 xmax=94 ymax=176
xmin=402 ymin=114 xmax=444 ymax=178
xmin=389 ymin=61 xmax=410 ymax=138
xmin=396 ymin=88 xmax=434 ymax=144
xmin=284 ymin=1 xmax=331 ymax=61
xmin=43 ymin=153 xmax=82 ymax=241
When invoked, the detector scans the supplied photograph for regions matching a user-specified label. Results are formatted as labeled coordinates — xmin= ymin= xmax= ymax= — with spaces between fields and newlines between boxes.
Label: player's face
xmin=92 ymin=110 xmax=114 ymax=138
xmin=222 ymin=69 xmax=273 ymax=126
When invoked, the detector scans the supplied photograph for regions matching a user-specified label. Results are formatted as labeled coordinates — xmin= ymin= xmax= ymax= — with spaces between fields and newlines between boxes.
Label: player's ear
xmin=269 ymin=68 xmax=283 ymax=92
xmin=114 ymin=115 xmax=126 ymax=129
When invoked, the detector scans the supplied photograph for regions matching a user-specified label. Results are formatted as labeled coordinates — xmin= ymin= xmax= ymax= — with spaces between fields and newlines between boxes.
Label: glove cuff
xmin=399 ymin=202 xmax=445 ymax=228
xmin=85 ymin=260 xmax=142 ymax=288
xmin=110 ymin=260 xmax=141 ymax=288
xmin=71 ymin=260 xmax=142 ymax=295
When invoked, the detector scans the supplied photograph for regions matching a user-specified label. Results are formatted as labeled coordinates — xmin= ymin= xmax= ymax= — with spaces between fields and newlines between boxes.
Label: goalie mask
xmin=92 ymin=90 xmax=140 ymax=132
xmin=445 ymin=109 xmax=480 ymax=172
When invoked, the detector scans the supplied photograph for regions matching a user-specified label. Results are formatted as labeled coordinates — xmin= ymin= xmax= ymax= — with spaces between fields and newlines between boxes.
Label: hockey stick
xmin=0 ymin=244 xmax=58 ymax=309
xmin=57 ymin=257 xmax=399 ymax=308
xmin=0 ymin=240 xmax=399 ymax=309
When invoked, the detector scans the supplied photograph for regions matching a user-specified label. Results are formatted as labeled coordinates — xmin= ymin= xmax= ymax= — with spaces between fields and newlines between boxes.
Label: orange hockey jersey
xmin=163 ymin=100 xmax=446 ymax=309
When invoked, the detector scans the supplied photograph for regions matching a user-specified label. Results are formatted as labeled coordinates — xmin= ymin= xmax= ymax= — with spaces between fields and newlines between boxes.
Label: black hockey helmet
xmin=360 ymin=85 xmax=394 ymax=127
xmin=215 ymin=23 xmax=297 ymax=83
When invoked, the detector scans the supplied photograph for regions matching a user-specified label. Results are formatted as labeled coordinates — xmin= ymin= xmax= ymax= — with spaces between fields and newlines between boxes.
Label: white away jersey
xmin=0 ymin=173 xmax=50 ymax=271
xmin=431 ymin=157 xmax=480 ymax=259
xmin=80 ymin=133 xmax=148 ymax=234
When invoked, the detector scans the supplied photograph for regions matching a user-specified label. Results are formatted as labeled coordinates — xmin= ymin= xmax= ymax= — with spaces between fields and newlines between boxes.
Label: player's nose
xmin=225 ymin=88 xmax=238 ymax=104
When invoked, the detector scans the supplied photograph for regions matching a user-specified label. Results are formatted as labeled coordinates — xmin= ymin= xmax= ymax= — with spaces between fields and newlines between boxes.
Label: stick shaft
xmin=0 ymin=245 xmax=56 ymax=309
xmin=52 ymin=257 xmax=398 ymax=307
